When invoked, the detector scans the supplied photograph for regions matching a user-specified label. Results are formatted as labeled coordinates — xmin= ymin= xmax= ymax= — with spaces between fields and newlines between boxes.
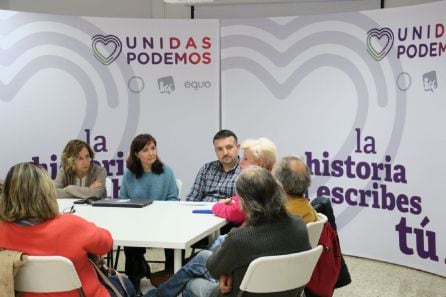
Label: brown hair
xmin=126 ymin=134 xmax=164 ymax=178
xmin=60 ymin=139 xmax=94 ymax=175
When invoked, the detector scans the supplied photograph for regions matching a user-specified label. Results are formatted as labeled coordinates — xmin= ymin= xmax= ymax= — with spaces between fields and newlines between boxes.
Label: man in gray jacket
xmin=146 ymin=165 xmax=311 ymax=297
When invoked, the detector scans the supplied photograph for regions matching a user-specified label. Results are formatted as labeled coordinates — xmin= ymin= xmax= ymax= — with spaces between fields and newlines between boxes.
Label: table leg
xmin=174 ymin=249 xmax=182 ymax=273
xmin=208 ymin=228 xmax=221 ymax=243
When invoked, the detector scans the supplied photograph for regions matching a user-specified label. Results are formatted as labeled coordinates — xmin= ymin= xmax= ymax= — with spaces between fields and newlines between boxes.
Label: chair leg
xmin=106 ymin=250 xmax=114 ymax=268
xmin=78 ymin=288 xmax=87 ymax=297
xmin=114 ymin=246 xmax=121 ymax=270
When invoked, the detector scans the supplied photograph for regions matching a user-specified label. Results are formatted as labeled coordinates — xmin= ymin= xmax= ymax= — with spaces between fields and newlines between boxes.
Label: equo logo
xmin=91 ymin=34 xmax=122 ymax=65
xmin=366 ymin=27 xmax=394 ymax=61
xmin=184 ymin=81 xmax=212 ymax=90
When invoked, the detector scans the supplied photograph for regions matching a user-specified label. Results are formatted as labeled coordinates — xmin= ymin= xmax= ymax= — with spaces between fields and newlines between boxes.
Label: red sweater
xmin=0 ymin=214 xmax=113 ymax=297
xmin=212 ymin=195 xmax=246 ymax=224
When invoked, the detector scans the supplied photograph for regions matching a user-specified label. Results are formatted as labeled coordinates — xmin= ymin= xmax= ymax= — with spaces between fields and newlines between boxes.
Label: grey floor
xmin=116 ymin=249 xmax=446 ymax=297
xmin=333 ymin=256 xmax=445 ymax=297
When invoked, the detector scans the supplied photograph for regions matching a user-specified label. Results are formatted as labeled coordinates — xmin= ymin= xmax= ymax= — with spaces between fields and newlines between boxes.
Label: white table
xmin=58 ymin=199 xmax=227 ymax=272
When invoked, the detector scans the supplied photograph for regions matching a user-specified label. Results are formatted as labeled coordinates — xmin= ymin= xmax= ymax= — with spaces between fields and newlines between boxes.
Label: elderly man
xmin=145 ymin=165 xmax=310 ymax=297
xmin=186 ymin=130 xmax=241 ymax=202
xmin=272 ymin=155 xmax=317 ymax=223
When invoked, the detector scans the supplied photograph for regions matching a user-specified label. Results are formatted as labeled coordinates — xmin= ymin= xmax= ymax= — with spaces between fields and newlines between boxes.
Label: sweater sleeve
xmin=79 ymin=218 xmax=113 ymax=256
xmin=54 ymin=169 xmax=70 ymax=198
xmin=63 ymin=166 xmax=107 ymax=199
xmin=61 ymin=214 xmax=113 ymax=256
xmin=119 ymin=170 xmax=130 ymax=198
xmin=164 ymin=166 xmax=179 ymax=201
xmin=212 ymin=195 xmax=245 ymax=224
xmin=207 ymin=232 xmax=239 ymax=278
xmin=54 ymin=166 xmax=107 ymax=199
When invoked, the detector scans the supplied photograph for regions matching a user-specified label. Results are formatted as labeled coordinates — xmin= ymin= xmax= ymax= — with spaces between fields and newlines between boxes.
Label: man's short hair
xmin=213 ymin=129 xmax=238 ymax=144
xmin=273 ymin=156 xmax=311 ymax=196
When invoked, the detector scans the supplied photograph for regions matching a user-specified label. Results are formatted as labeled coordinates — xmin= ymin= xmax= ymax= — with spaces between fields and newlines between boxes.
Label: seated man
xmin=272 ymin=155 xmax=317 ymax=223
xmin=186 ymin=130 xmax=240 ymax=202
xmin=145 ymin=165 xmax=311 ymax=297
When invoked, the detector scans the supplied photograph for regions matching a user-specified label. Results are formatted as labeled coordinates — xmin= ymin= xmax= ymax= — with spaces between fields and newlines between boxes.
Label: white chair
xmin=105 ymin=177 xmax=113 ymax=198
xmin=306 ymin=213 xmax=328 ymax=248
xmin=238 ymin=245 xmax=323 ymax=296
xmin=176 ymin=178 xmax=183 ymax=200
xmin=15 ymin=255 xmax=86 ymax=296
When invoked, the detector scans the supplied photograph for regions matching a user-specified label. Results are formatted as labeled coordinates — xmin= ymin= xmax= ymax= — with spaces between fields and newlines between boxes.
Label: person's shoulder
xmin=56 ymin=213 xmax=88 ymax=225
xmin=162 ymin=164 xmax=175 ymax=174
xmin=55 ymin=167 xmax=66 ymax=176
xmin=201 ymin=160 xmax=221 ymax=170
xmin=122 ymin=168 xmax=134 ymax=177
xmin=91 ymin=163 xmax=106 ymax=172
xmin=226 ymin=224 xmax=252 ymax=240
xmin=233 ymin=162 xmax=241 ymax=173
xmin=288 ymin=214 xmax=308 ymax=230
xmin=54 ymin=214 xmax=105 ymax=233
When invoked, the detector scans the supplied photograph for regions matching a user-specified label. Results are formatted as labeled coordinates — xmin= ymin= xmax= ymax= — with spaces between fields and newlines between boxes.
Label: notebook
xmin=91 ymin=198 xmax=153 ymax=208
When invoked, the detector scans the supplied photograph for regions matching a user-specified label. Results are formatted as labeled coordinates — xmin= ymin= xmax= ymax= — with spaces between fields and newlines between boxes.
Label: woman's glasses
xmin=62 ymin=205 xmax=76 ymax=214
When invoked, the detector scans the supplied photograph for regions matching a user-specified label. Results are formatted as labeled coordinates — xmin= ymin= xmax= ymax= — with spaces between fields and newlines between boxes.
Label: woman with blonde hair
xmin=212 ymin=137 xmax=277 ymax=224
xmin=0 ymin=162 xmax=135 ymax=297
xmin=54 ymin=139 xmax=107 ymax=198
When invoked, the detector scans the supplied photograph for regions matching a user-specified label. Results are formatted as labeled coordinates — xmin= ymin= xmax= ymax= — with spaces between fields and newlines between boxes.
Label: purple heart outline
xmin=367 ymin=27 xmax=394 ymax=61
xmin=92 ymin=34 xmax=122 ymax=65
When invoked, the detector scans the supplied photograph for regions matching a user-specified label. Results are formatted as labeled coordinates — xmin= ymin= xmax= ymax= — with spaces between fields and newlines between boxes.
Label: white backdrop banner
xmin=0 ymin=11 xmax=220 ymax=198
xmin=221 ymin=2 xmax=445 ymax=276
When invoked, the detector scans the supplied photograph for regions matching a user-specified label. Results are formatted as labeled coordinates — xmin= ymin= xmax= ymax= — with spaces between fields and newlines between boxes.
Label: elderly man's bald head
xmin=272 ymin=156 xmax=311 ymax=196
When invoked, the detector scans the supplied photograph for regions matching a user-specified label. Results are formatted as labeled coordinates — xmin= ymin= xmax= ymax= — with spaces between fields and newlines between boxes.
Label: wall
xmin=1 ymin=0 xmax=445 ymax=276
xmin=0 ymin=0 xmax=442 ymax=18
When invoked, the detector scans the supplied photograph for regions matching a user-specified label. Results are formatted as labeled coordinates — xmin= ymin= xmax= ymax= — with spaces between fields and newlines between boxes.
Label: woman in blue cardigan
xmin=120 ymin=133 xmax=178 ymax=295
xmin=120 ymin=133 xmax=178 ymax=201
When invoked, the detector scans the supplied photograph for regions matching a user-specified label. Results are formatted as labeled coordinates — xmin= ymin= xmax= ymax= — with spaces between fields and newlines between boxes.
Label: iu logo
xmin=158 ymin=76 xmax=175 ymax=94
xmin=91 ymin=34 xmax=122 ymax=65
xmin=423 ymin=71 xmax=438 ymax=93
xmin=366 ymin=28 xmax=394 ymax=61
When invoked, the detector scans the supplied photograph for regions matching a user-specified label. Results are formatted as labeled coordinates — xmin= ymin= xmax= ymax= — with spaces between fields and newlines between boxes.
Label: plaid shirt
xmin=186 ymin=160 xmax=240 ymax=202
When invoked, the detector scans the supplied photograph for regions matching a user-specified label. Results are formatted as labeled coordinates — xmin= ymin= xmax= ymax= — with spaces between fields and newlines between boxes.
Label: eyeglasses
xmin=62 ymin=205 xmax=76 ymax=214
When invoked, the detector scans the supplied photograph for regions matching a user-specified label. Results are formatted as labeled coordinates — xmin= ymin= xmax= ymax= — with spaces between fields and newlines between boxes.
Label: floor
xmin=115 ymin=249 xmax=446 ymax=297
xmin=333 ymin=256 xmax=445 ymax=297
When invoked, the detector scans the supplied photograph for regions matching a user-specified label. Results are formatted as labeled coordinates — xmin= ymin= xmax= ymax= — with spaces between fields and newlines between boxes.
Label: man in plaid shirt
xmin=186 ymin=130 xmax=240 ymax=202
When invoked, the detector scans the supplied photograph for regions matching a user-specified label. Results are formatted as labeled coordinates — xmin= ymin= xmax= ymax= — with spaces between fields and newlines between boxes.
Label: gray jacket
xmin=207 ymin=215 xmax=311 ymax=297
xmin=54 ymin=163 xmax=107 ymax=199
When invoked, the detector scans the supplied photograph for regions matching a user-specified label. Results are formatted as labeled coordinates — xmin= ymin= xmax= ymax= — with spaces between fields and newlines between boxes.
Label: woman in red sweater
xmin=0 ymin=162 xmax=132 ymax=297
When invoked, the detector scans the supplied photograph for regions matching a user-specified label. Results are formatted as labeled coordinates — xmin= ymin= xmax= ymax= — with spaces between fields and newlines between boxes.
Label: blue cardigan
xmin=119 ymin=165 xmax=178 ymax=201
